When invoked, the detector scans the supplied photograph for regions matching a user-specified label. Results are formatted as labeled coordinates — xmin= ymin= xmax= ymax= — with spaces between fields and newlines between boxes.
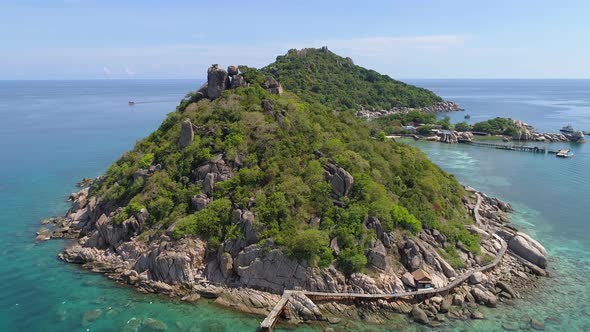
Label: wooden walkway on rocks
xmin=260 ymin=230 xmax=508 ymax=331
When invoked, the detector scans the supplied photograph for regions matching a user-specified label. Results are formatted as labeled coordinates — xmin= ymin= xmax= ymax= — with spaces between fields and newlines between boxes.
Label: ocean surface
xmin=0 ymin=79 xmax=589 ymax=331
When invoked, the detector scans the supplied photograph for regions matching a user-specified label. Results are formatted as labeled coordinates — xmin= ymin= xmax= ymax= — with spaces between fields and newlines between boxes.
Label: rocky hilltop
xmin=38 ymin=48 xmax=549 ymax=330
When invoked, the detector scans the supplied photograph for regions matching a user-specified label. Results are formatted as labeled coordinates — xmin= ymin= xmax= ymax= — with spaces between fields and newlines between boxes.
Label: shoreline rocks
xmin=357 ymin=100 xmax=462 ymax=119
xmin=39 ymin=176 xmax=547 ymax=330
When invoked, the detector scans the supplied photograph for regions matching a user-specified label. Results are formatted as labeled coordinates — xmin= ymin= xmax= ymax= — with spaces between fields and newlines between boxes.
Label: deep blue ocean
xmin=0 ymin=79 xmax=589 ymax=331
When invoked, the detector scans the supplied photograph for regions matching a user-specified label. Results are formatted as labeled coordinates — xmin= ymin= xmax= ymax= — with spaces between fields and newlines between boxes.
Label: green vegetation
xmin=471 ymin=117 xmax=517 ymax=136
xmin=90 ymin=48 xmax=479 ymax=275
xmin=369 ymin=110 xmax=454 ymax=135
xmin=261 ymin=48 xmax=442 ymax=111
xmin=454 ymin=121 xmax=471 ymax=132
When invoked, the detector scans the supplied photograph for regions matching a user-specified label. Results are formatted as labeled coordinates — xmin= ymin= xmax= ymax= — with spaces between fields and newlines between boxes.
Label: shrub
xmin=391 ymin=205 xmax=422 ymax=234
xmin=337 ymin=247 xmax=367 ymax=276
xmin=286 ymin=229 xmax=331 ymax=264
xmin=454 ymin=121 xmax=471 ymax=132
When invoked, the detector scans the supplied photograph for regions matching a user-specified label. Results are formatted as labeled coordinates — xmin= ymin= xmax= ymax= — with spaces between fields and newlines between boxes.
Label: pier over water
xmin=459 ymin=139 xmax=546 ymax=153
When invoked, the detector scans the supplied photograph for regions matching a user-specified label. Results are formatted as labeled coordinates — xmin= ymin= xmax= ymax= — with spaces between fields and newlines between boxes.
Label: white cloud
xmin=102 ymin=66 xmax=112 ymax=76
xmin=125 ymin=66 xmax=136 ymax=76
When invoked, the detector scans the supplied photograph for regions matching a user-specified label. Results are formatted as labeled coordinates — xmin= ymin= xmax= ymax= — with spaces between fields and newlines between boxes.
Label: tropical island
xmin=37 ymin=47 xmax=549 ymax=331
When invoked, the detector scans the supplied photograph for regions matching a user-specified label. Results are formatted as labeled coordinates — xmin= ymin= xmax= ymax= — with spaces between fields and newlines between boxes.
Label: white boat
xmin=560 ymin=124 xmax=575 ymax=134
xmin=556 ymin=149 xmax=574 ymax=158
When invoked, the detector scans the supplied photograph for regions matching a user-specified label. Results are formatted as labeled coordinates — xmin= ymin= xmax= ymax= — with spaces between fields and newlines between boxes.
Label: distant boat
xmin=128 ymin=101 xmax=136 ymax=106
xmin=560 ymin=124 xmax=575 ymax=134
xmin=556 ymin=149 xmax=574 ymax=158
xmin=464 ymin=114 xmax=471 ymax=119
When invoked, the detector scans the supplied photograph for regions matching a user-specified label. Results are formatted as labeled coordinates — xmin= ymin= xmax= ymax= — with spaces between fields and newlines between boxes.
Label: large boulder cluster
xmin=195 ymin=64 xmax=249 ymax=101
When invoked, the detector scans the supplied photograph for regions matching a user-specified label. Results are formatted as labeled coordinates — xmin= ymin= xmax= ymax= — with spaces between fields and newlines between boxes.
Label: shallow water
xmin=1 ymin=79 xmax=589 ymax=331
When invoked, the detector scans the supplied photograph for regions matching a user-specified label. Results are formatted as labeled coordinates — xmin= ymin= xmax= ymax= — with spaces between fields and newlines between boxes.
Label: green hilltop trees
xmin=261 ymin=48 xmax=442 ymax=111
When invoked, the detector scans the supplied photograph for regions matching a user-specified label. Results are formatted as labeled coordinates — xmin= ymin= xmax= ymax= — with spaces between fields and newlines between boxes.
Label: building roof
xmin=411 ymin=269 xmax=432 ymax=282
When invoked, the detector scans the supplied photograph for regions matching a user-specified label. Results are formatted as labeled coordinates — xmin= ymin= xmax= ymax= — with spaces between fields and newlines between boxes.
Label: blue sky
xmin=1 ymin=0 xmax=589 ymax=79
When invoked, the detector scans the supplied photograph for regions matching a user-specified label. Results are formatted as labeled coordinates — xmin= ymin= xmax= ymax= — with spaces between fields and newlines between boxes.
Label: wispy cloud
xmin=102 ymin=66 xmax=112 ymax=76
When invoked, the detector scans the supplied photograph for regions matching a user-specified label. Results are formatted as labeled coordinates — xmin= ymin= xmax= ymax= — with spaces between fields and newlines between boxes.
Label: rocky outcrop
xmin=179 ymin=119 xmax=194 ymax=149
xmin=207 ymin=64 xmax=230 ymax=99
xmin=193 ymin=155 xmax=233 ymax=196
xmin=458 ymin=131 xmax=474 ymax=142
xmin=438 ymin=131 xmax=458 ymax=144
xmin=95 ymin=214 xmax=141 ymax=249
xmin=232 ymin=209 xmax=258 ymax=245
xmin=356 ymin=101 xmax=462 ymax=119
xmin=230 ymin=74 xmax=247 ymax=89
xmin=190 ymin=193 xmax=210 ymax=211
xmin=227 ymin=65 xmax=239 ymax=76
xmin=263 ymin=76 xmax=283 ymax=95
xmin=134 ymin=238 xmax=206 ymax=284
xmin=508 ymin=232 xmax=548 ymax=268
xmin=367 ymin=240 xmax=388 ymax=270
xmin=323 ymin=162 xmax=354 ymax=199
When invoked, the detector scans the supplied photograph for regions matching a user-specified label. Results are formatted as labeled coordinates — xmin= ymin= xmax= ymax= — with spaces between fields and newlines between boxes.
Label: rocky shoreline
xmin=36 ymin=178 xmax=549 ymax=331
xmin=356 ymin=100 xmax=463 ymax=120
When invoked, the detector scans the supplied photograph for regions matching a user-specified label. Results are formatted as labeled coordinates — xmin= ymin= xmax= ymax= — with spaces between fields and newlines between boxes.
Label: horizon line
xmin=2 ymin=77 xmax=590 ymax=81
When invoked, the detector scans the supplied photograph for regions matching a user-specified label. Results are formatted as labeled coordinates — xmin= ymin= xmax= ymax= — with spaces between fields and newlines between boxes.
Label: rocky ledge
xmin=37 ymin=175 xmax=548 ymax=330
xmin=356 ymin=101 xmax=463 ymax=120
xmin=512 ymin=120 xmax=585 ymax=143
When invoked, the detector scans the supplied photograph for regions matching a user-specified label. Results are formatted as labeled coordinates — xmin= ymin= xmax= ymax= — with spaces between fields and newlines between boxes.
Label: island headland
xmin=37 ymin=47 xmax=549 ymax=331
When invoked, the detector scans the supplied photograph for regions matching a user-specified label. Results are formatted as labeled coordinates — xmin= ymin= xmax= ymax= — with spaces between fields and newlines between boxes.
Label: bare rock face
xmin=401 ymin=271 xmax=416 ymax=288
xmin=401 ymin=240 xmax=423 ymax=271
xmin=179 ymin=119 xmax=194 ymax=150
xmin=95 ymin=214 xmax=141 ymax=249
xmin=438 ymin=131 xmax=458 ymax=144
xmin=263 ymin=76 xmax=283 ymax=95
xmin=195 ymin=83 xmax=208 ymax=100
xmin=324 ymin=162 xmax=354 ymax=199
xmin=232 ymin=209 xmax=258 ymax=245
xmin=470 ymin=286 xmax=498 ymax=307
xmin=230 ymin=75 xmax=247 ymax=89
xmin=133 ymin=238 xmax=206 ymax=284
xmin=411 ymin=305 xmax=429 ymax=324
xmin=508 ymin=232 xmax=548 ymax=269
xmin=227 ymin=65 xmax=239 ymax=76
xmin=289 ymin=293 xmax=323 ymax=321
xmin=367 ymin=240 xmax=388 ymax=270
xmin=366 ymin=216 xmax=383 ymax=241
xmin=193 ymin=155 xmax=233 ymax=196
xmin=191 ymin=193 xmax=210 ymax=211
xmin=207 ymin=64 xmax=230 ymax=99
xmin=225 ymin=243 xmax=345 ymax=294
xmin=469 ymin=271 xmax=485 ymax=284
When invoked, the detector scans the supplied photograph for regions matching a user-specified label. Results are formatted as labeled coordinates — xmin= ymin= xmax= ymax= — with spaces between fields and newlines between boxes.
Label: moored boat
xmin=556 ymin=149 xmax=574 ymax=158
xmin=560 ymin=124 xmax=575 ymax=134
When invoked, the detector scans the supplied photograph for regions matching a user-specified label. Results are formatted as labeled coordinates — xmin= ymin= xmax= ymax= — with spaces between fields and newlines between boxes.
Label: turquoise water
xmin=403 ymin=79 xmax=590 ymax=331
xmin=1 ymin=79 xmax=589 ymax=331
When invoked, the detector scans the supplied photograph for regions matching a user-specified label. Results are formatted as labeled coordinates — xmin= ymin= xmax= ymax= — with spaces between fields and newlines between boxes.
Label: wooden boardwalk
xmin=459 ymin=140 xmax=546 ymax=153
xmin=259 ymin=221 xmax=508 ymax=331
xmin=260 ymin=292 xmax=293 ymax=332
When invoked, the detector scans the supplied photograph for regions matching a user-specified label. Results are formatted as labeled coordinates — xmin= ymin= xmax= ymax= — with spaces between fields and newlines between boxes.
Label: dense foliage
xmin=90 ymin=49 xmax=480 ymax=275
xmin=369 ymin=110 xmax=453 ymax=135
xmin=261 ymin=48 xmax=442 ymax=111
xmin=471 ymin=117 xmax=518 ymax=136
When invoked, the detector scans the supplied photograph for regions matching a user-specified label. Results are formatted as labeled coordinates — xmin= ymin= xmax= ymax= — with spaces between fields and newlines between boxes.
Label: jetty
xmin=459 ymin=140 xmax=546 ymax=153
